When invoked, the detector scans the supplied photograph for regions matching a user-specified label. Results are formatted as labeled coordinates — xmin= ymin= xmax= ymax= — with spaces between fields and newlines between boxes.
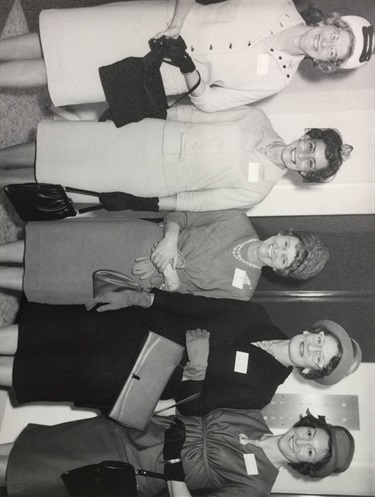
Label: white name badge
xmin=257 ymin=54 xmax=269 ymax=75
xmin=232 ymin=268 xmax=247 ymax=289
xmin=247 ymin=162 xmax=259 ymax=183
xmin=244 ymin=453 xmax=259 ymax=475
xmin=234 ymin=351 xmax=249 ymax=374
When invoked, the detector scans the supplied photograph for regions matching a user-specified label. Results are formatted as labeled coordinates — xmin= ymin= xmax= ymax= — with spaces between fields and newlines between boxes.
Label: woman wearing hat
xmin=0 ymin=408 xmax=355 ymax=496
xmin=0 ymin=210 xmax=329 ymax=303
xmin=0 ymin=2 xmax=372 ymax=110
xmin=0 ymin=288 xmax=361 ymax=415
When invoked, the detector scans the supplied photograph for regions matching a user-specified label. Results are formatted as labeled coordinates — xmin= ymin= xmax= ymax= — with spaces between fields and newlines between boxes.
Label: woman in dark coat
xmin=0 ymin=290 xmax=362 ymax=415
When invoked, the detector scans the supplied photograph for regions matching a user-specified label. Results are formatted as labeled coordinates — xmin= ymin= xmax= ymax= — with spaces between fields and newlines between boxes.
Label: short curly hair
xmin=301 ymin=128 xmax=345 ymax=183
xmin=301 ymin=8 xmax=355 ymax=72
xmin=296 ymin=327 xmax=343 ymax=380
xmin=288 ymin=412 xmax=332 ymax=476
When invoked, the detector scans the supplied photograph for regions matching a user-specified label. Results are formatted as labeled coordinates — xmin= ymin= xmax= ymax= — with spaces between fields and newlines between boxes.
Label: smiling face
xmin=300 ymin=25 xmax=351 ymax=62
xmin=278 ymin=426 xmax=330 ymax=464
xmin=256 ymin=235 xmax=300 ymax=271
xmin=288 ymin=331 xmax=339 ymax=370
xmin=282 ymin=137 xmax=329 ymax=174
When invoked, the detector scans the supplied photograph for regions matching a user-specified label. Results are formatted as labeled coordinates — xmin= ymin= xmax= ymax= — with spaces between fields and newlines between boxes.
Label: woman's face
xmin=300 ymin=25 xmax=351 ymax=62
xmin=281 ymin=137 xmax=328 ymax=173
xmin=256 ymin=235 xmax=299 ymax=271
xmin=288 ymin=331 xmax=339 ymax=370
xmin=278 ymin=426 xmax=329 ymax=464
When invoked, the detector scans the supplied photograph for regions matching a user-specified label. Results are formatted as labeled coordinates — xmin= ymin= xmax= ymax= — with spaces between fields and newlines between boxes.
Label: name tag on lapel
xmin=234 ymin=351 xmax=249 ymax=374
xmin=257 ymin=54 xmax=269 ymax=75
xmin=244 ymin=453 xmax=259 ymax=475
xmin=232 ymin=268 xmax=247 ymax=289
xmin=248 ymin=162 xmax=259 ymax=183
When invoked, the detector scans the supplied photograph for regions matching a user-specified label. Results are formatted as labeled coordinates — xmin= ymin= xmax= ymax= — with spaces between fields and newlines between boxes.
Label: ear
xmin=302 ymin=368 xmax=311 ymax=374
xmin=300 ymin=171 xmax=307 ymax=178
xmin=273 ymin=268 xmax=277 ymax=272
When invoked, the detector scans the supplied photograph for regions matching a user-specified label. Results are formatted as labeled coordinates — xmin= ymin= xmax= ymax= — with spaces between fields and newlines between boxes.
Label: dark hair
xmin=302 ymin=128 xmax=345 ymax=183
xmin=289 ymin=412 xmax=332 ymax=476
xmin=301 ymin=7 xmax=355 ymax=72
xmin=297 ymin=327 xmax=343 ymax=380
xmin=274 ymin=229 xmax=307 ymax=277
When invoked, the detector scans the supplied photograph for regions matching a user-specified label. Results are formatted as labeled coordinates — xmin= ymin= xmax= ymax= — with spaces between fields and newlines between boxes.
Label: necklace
xmin=232 ymin=238 xmax=261 ymax=269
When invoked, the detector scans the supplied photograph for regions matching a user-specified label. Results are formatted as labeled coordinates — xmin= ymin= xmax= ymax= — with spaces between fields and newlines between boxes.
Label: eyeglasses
xmin=311 ymin=331 xmax=325 ymax=370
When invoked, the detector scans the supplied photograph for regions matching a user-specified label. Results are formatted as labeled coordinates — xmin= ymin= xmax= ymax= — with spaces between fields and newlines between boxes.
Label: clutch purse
xmin=99 ymin=37 xmax=200 ymax=128
xmin=109 ymin=331 xmax=184 ymax=430
xmin=61 ymin=460 xmax=165 ymax=497
xmin=93 ymin=269 xmax=141 ymax=297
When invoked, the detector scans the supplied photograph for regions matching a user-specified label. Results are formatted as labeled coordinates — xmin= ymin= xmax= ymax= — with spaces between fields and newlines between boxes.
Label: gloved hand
xmin=163 ymin=37 xmax=196 ymax=74
xmin=132 ymin=257 xmax=157 ymax=280
xmin=99 ymin=192 xmax=159 ymax=212
xmin=163 ymin=418 xmax=186 ymax=482
xmin=183 ymin=329 xmax=210 ymax=381
xmin=85 ymin=290 xmax=152 ymax=312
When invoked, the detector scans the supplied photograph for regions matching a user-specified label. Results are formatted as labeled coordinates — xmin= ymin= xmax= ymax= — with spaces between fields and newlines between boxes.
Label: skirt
xmin=35 ymin=119 xmax=169 ymax=196
xmin=13 ymin=303 xmax=149 ymax=408
xmin=6 ymin=416 xmax=168 ymax=497
xmin=23 ymin=217 xmax=163 ymax=304
xmin=39 ymin=0 xmax=186 ymax=105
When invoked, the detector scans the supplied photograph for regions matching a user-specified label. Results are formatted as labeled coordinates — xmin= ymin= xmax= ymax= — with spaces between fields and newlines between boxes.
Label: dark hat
xmin=308 ymin=413 xmax=355 ymax=478
xmin=287 ymin=230 xmax=329 ymax=280
xmin=341 ymin=16 xmax=373 ymax=69
xmin=313 ymin=320 xmax=362 ymax=385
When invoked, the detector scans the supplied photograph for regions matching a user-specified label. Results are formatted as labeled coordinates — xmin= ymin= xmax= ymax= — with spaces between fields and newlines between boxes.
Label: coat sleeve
xmin=174 ymin=187 xmax=266 ymax=211
xmin=164 ymin=209 xmax=246 ymax=230
xmin=151 ymin=288 xmax=261 ymax=316
xmin=189 ymin=84 xmax=280 ymax=112
xmin=168 ymin=104 xmax=267 ymax=124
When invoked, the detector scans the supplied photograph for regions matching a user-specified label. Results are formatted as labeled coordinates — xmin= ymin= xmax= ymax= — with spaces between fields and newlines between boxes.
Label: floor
xmin=0 ymin=0 xmax=51 ymax=328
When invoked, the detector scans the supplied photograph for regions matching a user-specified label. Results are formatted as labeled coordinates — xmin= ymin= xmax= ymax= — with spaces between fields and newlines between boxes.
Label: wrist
xmin=170 ymin=16 xmax=183 ymax=29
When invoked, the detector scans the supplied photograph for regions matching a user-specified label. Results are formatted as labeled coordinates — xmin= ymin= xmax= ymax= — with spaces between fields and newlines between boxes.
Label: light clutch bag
xmin=109 ymin=331 xmax=184 ymax=431
xmin=93 ymin=269 xmax=141 ymax=297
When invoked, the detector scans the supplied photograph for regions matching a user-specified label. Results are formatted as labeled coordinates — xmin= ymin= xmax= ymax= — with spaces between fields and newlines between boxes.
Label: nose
xmin=321 ymin=37 xmax=335 ymax=49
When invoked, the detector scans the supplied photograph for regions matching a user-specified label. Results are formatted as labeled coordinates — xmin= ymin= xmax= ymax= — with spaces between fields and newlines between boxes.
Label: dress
xmin=36 ymin=105 xmax=287 ymax=211
xmin=13 ymin=291 xmax=292 ymax=415
xmin=23 ymin=211 xmax=261 ymax=303
xmin=39 ymin=0 xmax=305 ymax=109
xmin=7 ymin=410 xmax=279 ymax=497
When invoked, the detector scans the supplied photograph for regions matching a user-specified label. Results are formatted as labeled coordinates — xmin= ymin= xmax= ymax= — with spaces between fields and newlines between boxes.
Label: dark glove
xmin=163 ymin=37 xmax=196 ymax=74
xmin=163 ymin=418 xmax=186 ymax=482
xmin=99 ymin=192 xmax=159 ymax=212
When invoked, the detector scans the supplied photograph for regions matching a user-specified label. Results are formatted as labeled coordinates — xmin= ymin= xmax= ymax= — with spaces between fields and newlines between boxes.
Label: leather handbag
xmin=61 ymin=460 xmax=166 ymax=497
xmin=98 ymin=37 xmax=200 ymax=128
xmin=109 ymin=331 xmax=184 ymax=430
xmin=4 ymin=183 xmax=103 ymax=221
xmin=93 ymin=269 xmax=141 ymax=297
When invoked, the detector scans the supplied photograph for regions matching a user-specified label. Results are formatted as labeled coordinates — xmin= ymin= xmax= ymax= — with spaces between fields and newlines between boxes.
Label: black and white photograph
xmin=0 ymin=0 xmax=374 ymax=496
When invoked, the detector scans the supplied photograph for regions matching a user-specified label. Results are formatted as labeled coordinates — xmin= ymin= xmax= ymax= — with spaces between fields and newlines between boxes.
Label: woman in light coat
xmin=0 ymin=1 xmax=372 ymax=111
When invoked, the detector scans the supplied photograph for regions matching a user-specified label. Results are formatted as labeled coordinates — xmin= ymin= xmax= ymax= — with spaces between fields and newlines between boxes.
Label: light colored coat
xmin=40 ymin=0 xmax=304 ymax=109
xmin=164 ymin=105 xmax=287 ymax=211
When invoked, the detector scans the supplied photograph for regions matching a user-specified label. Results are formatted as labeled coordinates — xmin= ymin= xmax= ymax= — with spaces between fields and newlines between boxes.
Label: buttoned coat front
xmin=40 ymin=0 xmax=305 ymax=109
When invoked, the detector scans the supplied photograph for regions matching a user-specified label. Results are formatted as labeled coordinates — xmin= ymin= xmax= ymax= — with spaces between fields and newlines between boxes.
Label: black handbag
xmin=4 ymin=183 xmax=104 ymax=222
xmin=99 ymin=37 xmax=200 ymax=128
xmin=61 ymin=460 xmax=166 ymax=497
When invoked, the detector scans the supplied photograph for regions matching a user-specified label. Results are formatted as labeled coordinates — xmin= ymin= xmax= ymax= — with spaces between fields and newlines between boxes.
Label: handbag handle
xmin=165 ymin=71 xmax=201 ymax=110
xmin=154 ymin=392 xmax=200 ymax=416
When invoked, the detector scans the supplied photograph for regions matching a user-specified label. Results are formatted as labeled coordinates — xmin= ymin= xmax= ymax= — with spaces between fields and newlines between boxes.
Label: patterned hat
xmin=287 ymin=230 xmax=329 ymax=280
xmin=341 ymin=16 xmax=373 ymax=69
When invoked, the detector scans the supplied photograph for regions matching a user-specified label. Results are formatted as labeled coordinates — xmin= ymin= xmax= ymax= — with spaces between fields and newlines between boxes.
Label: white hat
xmin=341 ymin=16 xmax=373 ymax=69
